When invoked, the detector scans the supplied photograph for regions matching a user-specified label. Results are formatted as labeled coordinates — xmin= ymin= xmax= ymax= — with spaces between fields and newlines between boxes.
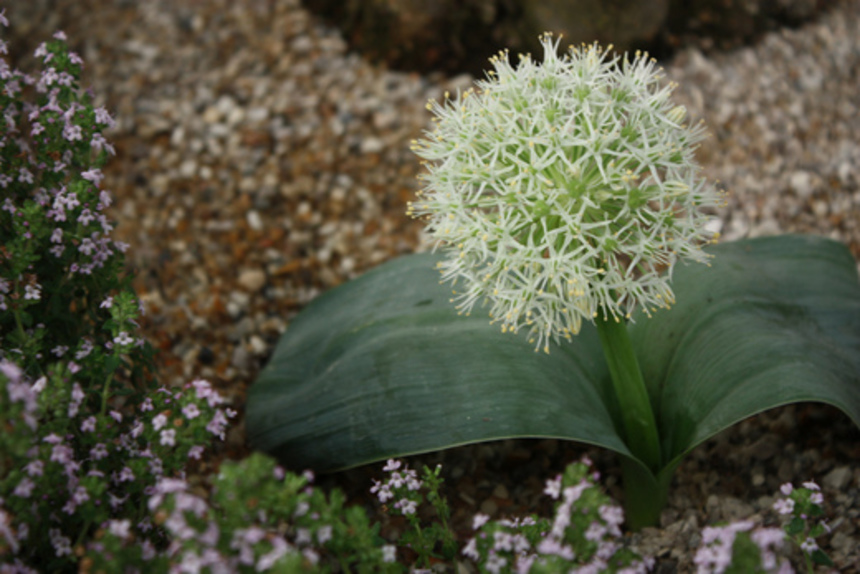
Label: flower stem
xmin=594 ymin=316 xmax=661 ymax=473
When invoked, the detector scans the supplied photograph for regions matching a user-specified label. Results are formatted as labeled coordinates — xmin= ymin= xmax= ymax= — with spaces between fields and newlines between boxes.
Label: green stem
xmin=100 ymin=353 xmax=118 ymax=416
xmin=621 ymin=457 xmax=674 ymax=530
xmin=594 ymin=315 xmax=661 ymax=472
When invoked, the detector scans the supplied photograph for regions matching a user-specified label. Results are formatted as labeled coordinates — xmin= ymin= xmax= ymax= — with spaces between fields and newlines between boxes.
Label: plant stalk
xmin=594 ymin=316 xmax=662 ymax=473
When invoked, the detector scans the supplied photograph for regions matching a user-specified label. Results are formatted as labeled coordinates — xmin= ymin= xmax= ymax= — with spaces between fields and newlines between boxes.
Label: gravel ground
xmin=5 ymin=0 xmax=860 ymax=571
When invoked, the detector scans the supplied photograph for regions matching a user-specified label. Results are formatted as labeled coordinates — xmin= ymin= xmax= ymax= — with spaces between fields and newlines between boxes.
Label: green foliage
xmin=247 ymin=236 xmax=860 ymax=528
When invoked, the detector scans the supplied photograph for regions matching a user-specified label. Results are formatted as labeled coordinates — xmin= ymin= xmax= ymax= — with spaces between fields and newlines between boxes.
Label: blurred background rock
xmin=6 ymin=0 xmax=838 ymax=75
xmin=300 ymin=0 xmax=837 ymax=75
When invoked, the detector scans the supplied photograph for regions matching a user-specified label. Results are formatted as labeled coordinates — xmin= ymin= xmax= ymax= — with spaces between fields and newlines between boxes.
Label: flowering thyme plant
xmin=773 ymin=481 xmax=834 ymax=571
xmin=370 ymin=459 xmax=457 ymax=566
xmin=694 ymin=521 xmax=792 ymax=574
xmin=461 ymin=456 xmax=652 ymax=573
xmin=693 ymin=480 xmax=836 ymax=574
xmin=0 ymin=18 xmax=154 ymax=398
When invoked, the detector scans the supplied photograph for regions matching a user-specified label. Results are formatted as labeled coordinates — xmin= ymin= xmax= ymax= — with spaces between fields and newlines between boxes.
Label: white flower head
xmin=409 ymin=34 xmax=723 ymax=353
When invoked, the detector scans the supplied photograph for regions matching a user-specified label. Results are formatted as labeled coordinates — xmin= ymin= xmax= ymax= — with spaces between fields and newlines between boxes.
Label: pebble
xmin=237 ymin=268 xmax=267 ymax=293
xmin=823 ymin=466 xmax=853 ymax=491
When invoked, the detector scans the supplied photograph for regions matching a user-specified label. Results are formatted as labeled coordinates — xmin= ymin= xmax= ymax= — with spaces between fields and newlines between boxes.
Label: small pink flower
xmin=160 ymin=429 xmax=176 ymax=447
xmin=773 ymin=498 xmax=795 ymax=515
xmin=181 ymin=403 xmax=200 ymax=420
xmin=152 ymin=413 xmax=167 ymax=431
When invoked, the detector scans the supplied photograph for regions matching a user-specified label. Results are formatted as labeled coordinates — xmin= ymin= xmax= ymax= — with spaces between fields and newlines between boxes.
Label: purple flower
xmin=13 ymin=477 xmax=35 ymax=498
xmin=152 ymin=413 xmax=167 ymax=430
xmin=370 ymin=480 xmax=394 ymax=503
xmin=316 ymin=525 xmax=333 ymax=545
xmin=90 ymin=133 xmax=115 ymax=155
xmin=188 ymin=445 xmax=205 ymax=460
xmin=394 ymin=498 xmax=417 ymax=515
xmin=0 ymin=360 xmax=22 ymax=382
xmin=94 ymin=107 xmax=115 ymax=127
xmin=181 ymin=403 xmax=200 ymax=420
xmin=117 ymin=466 xmax=135 ymax=483
xmin=585 ymin=521 xmax=607 ymax=542
xmin=81 ymin=168 xmax=104 ymax=186
xmin=51 ymin=444 xmax=74 ymax=465
xmin=773 ymin=498 xmax=795 ymax=515
xmin=81 ymin=416 xmax=97 ymax=432
xmin=113 ymin=331 xmax=134 ymax=346
xmin=24 ymin=284 xmax=41 ymax=300
xmin=160 ymin=429 xmax=176 ymax=447
xmin=90 ymin=443 xmax=108 ymax=460
xmin=25 ymin=460 xmax=44 ymax=477
xmin=77 ymin=208 xmax=95 ymax=226
xmin=472 ymin=513 xmax=490 ymax=530
xmin=544 ymin=475 xmax=562 ymax=499
xmin=75 ymin=339 xmax=94 ymax=359
xmin=107 ymin=519 xmax=131 ymax=540
xmin=62 ymin=123 xmax=82 ymax=142
xmin=800 ymin=537 xmax=818 ymax=554
xmin=462 ymin=539 xmax=478 ymax=561
xmin=67 ymin=382 xmax=85 ymax=417
xmin=49 ymin=528 xmax=72 ymax=557
xmin=206 ymin=409 xmax=228 ymax=439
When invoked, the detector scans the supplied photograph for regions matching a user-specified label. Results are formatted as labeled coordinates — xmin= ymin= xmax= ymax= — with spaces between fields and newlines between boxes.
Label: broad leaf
xmin=631 ymin=234 xmax=860 ymax=466
xmin=247 ymin=253 xmax=627 ymax=471
xmin=247 ymin=235 xmax=860 ymax=479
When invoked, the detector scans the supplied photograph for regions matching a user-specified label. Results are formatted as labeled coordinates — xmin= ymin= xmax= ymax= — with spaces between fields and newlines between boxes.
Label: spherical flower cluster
xmin=409 ymin=34 xmax=723 ymax=352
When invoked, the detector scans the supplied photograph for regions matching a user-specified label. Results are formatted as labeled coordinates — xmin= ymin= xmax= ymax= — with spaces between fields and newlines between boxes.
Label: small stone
xmin=789 ymin=170 xmax=814 ymax=198
xmin=178 ymin=159 xmax=197 ymax=178
xmin=360 ymin=137 xmax=384 ymax=154
xmin=231 ymin=344 xmax=251 ymax=371
xmin=246 ymin=210 xmax=263 ymax=231
xmin=823 ymin=466 xmax=852 ymax=490
xmin=248 ymin=335 xmax=268 ymax=356
xmin=238 ymin=268 xmax=266 ymax=292
xmin=492 ymin=484 xmax=509 ymax=500
xmin=479 ymin=498 xmax=498 ymax=517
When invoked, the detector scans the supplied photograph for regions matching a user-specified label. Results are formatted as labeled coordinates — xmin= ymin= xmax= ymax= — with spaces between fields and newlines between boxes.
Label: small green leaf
xmin=786 ymin=516 xmax=806 ymax=537
xmin=812 ymin=549 xmax=835 ymax=566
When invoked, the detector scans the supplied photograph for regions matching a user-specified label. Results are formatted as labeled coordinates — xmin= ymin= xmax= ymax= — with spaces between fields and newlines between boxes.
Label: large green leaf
xmin=630 ymin=234 xmax=860 ymax=466
xmin=247 ymin=253 xmax=627 ymax=471
xmin=247 ymin=235 xmax=860 ymax=477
